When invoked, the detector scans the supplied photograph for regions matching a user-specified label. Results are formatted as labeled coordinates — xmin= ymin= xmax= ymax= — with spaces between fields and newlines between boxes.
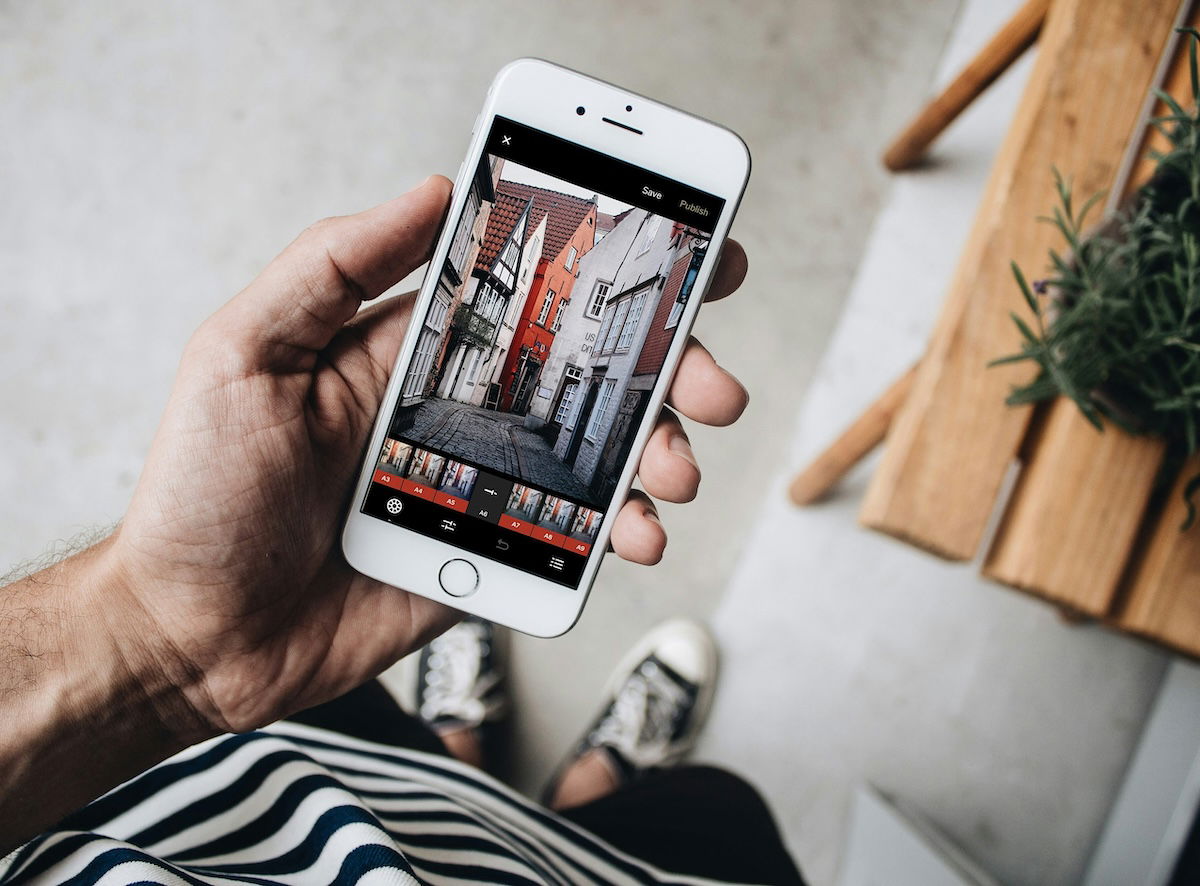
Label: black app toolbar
xmin=362 ymin=482 xmax=587 ymax=588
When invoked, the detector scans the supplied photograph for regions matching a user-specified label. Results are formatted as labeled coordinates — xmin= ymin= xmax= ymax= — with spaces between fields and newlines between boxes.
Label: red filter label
xmin=434 ymin=491 xmax=469 ymax=512
xmin=499 ymin=515 xmax=532 ymax=535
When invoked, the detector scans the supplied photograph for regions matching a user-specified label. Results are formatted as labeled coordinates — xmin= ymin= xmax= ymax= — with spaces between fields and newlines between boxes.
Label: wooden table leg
xmin=883 ymin=0 xmax=1051 ymax=172
xmin=789 ymin=365 xmax=918 ymax=506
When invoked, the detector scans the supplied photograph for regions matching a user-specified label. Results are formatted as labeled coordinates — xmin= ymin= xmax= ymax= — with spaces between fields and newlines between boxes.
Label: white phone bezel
xmin=342 ymin=58 xmax=750 ymax=637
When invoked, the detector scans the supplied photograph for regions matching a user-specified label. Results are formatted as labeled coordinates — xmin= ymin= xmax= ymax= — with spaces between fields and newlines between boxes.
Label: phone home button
xmin=438 ymin=559 xmax=480 ymax=598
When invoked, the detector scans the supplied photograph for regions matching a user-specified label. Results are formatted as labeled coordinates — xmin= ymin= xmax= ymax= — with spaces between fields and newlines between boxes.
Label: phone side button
xmin=438 ymin=558 xmax=480 ymax=598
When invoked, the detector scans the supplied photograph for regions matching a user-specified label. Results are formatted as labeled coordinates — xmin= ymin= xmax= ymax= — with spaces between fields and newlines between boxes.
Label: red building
xmin=494 ymin=182 xmax=598 ymax=415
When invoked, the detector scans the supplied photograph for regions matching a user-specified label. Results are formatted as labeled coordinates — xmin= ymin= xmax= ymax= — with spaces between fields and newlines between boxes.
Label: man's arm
xmin=0 ymin=539 xmax=210 ymax=851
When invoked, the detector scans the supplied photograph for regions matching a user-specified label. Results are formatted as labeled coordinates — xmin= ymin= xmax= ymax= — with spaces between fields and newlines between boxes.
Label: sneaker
xmin=415 ymin=617 xmax=507 ymax=734
xmin=545 ymin=619 xmax=718 ymax=798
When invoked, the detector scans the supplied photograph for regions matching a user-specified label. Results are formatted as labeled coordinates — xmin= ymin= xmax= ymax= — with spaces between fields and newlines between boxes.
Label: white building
xmin=554 ymin=210 xmax=695 ymax=500
xmin=529 ymin=208 xmax=636 ymax=429
xmin=400 ymin=156 xmax=499 ymax=406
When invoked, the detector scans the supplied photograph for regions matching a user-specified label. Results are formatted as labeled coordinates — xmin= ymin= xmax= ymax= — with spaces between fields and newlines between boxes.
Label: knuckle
xmin=301 ymin=215 xmax=341 ymax=241
xmin=186 ymin=316 xmax=261 ymax=379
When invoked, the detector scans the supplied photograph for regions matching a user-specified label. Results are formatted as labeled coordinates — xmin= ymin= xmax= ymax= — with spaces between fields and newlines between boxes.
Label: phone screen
xmin=361 ymin=116 xmax=726 ymax=588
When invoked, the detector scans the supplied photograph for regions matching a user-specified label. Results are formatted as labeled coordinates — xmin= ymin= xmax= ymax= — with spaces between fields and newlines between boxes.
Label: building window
xmin=496 ymin=219 xmax=523 ymax=290
xmin=465 ymin=348 xmax=482 ymax=384
xmin=587 ymin=280 xmax=611 ymax=319
xmin=666 ymin=297 xmax=685 ymax=329
xmin=617 ymin=290 xmax=648 ymax=351
xmin=523 ymin=236 xmax=540 ymax=282
xmin=637 ymin=215 xmax=662 ymax=256
xmin=666 ymin=258 xmax=701 ymax=330
xmin=537 ymin=289 xmax=555 ymax=326
xmin=476 ymin=282 xmax=500 ymax=322
xmin=602 ymin=299 xmax=629 ymax=352
xmin=559 ymin=362 xmax=583 ymax=424
xmin=565 ymin=245 xmax=578 ymax=270
xmin=585 ymin=378 xmax=616 ymax=442
xmin=403 ymin=329 xmax=438 ymax=398
xmin=555 ymin=383 xmax=576 ymax=423
xmin=556 ymin=364 xmax=583 ymax=426
xmin=446 ymin=204 xmax=476 ymax=278
xmin=402 ymin=295 xmax=450 ymax=399
xmin=427 ymin=295 xmax=449 ymax=331
xmin=595 ymin=307 xmax=615 ymax=354
xmin=551 ymin=298 xmax=566 ymax=332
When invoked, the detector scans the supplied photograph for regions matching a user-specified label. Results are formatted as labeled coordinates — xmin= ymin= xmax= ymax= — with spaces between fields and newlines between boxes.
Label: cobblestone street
xmin=392 ymin=399 xmax=592 ymax=503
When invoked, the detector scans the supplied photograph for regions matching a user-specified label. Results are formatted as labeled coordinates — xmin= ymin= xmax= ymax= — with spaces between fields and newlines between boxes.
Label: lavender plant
xmin=995 ymin=29 xmax=1200 ymax=525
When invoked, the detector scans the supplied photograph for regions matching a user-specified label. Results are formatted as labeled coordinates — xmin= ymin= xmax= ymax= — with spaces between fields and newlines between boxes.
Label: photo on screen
xmin=406 ymin=449 xmax=446 ymax=488
xmin=536 ymin=496 xmax=576 ymax=533
xmin=386 ymin=152 xmax=712 ymax=514
xmin=506 ymin=484 xmax=543 ymax=523
xmin=569 ymin=507 xmax=603 ymax=543
xmin=378 ymin=439 xmax=413 ymax=477
xmin=439 ymin=460 xmax=478 ymax=499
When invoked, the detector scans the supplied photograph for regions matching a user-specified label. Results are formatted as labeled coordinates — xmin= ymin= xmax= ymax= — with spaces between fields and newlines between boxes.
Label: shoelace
xmin=419 ymin=622 xmax=503 ymax=725
xmin=589 ymin=659 xmax=689 ymax=768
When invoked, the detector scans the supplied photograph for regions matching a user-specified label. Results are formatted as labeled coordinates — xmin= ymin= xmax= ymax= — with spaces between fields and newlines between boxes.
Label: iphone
xmin=342 ymin=59 xmax=750 ymax=636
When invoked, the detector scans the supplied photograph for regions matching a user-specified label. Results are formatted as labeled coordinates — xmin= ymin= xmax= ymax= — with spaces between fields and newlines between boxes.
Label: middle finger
xmin=638 ymin=407 xmax=701 ymax=503
xmin=666 ymin=337 xmax=749 ymax=426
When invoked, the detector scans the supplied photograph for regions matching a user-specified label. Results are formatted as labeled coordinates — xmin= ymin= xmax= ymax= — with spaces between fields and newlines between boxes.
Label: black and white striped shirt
xmin=1 ymin=722 xmax=727 ymax=885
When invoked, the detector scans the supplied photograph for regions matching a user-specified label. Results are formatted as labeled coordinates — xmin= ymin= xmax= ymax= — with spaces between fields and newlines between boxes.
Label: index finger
xmin=703 ymin=239 xmax=747 ymax=304
xmin=212 ymin=176 xmax=453 ymax=366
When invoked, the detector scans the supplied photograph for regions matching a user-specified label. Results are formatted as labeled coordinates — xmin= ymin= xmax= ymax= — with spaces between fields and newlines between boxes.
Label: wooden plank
xmin=983 ymin=405 xmax=1166 ymax=614
xmin=1128 ymin=8 xmax=1200 ymax=190
xmin=883 ymin=0 xmax=1050 ymax=172
xmin=982 ymin=1 xmax=1196 ymax=615
xmin=1118 ymin=456 xmax=1200 ymax=655
xmin=1114 ymin=5 xmax=1200 ymax=655
xmin=789 ymin=365 xmax=918 ymax=506
xmin=860 ymin=0 xmax=1184 ymax=560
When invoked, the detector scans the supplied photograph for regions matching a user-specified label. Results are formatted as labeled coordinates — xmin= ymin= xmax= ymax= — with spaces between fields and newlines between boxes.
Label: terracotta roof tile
xmin=495 ymin=181 xmax=596 ymax=265
xmin=474 ymin=192 xmax=530 ymax=273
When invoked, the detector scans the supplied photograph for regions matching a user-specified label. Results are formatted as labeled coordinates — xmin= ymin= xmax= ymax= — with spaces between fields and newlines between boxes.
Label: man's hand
xmin=0 ymin=176 xmax=748 ymax=849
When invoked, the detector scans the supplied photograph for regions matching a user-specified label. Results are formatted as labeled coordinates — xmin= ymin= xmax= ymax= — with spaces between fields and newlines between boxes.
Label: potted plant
xmin=996 ymin=29 xmax=1200 ymax=525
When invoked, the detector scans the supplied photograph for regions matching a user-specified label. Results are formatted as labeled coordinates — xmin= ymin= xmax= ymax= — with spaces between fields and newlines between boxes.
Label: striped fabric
xmin=0 ymin=723 xmax=727 ymax=885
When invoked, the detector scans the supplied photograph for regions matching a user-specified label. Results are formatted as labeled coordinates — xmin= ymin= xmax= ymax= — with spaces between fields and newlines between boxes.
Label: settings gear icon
xmin=385 ymin=497 xmax=404 ymax=515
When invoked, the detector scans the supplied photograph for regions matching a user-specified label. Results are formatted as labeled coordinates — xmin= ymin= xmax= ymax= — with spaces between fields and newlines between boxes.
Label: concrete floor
xmin=695 ymin=2 xmax=1171 ymax=883
xmin=8 ymin=2 xmax=1162 ymax=884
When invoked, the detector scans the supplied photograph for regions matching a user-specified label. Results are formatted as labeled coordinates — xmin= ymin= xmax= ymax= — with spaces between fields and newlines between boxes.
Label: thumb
xmin=213 ymin=176 xmax=452 ymax=367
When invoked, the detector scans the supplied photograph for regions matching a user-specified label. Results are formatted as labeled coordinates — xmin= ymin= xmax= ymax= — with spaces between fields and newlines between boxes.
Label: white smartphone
xmin=342 ymin=59 xmax=750 ymax=637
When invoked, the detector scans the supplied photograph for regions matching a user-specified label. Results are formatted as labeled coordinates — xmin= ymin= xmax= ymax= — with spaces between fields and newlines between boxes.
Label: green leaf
xmin=1011 ymin=262 xmax=1040 ymax=314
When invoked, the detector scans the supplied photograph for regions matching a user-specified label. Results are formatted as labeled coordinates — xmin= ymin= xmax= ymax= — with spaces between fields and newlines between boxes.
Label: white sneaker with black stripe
xmin=414 ymin=617 xmax=507 ymax=734
xmin=547 ymin=619 xmax=718 ymax=794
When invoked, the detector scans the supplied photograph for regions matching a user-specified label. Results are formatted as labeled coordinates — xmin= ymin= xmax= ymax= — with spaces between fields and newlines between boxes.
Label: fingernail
xmin=669 ymin=432 xmax=700 ymax=471
xmin=410 ymin=174 xmax=442 ymax=194
xmin=643 ymin=506 xmax=662 ymax=526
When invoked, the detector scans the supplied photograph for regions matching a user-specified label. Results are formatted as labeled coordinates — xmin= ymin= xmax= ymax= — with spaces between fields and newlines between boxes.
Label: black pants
xmin=290 ymin=681 xmax=804 ymax=885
